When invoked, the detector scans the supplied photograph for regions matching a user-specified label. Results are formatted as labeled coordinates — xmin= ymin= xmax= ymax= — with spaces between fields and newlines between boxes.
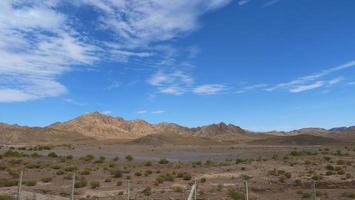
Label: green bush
xmin=126 ymin=155 xmax=133 ymax=162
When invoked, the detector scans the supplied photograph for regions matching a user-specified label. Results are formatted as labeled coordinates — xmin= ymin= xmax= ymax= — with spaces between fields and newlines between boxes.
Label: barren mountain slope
xmin=49 ymin=112 xmax=157 ymax=140
xmin=0 ymin=123 xmax=94 ymax=144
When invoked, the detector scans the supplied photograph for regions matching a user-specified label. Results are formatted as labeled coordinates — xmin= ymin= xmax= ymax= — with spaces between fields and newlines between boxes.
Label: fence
xmin=6 ymin=170 xmax=319 ymax=200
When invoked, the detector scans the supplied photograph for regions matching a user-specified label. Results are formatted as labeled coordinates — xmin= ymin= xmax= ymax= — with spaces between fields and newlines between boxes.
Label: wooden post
xmin=70 ymin=173 xmax=76 ymax=200
xmin=194 ymin=178 xmax=197 ymax=200
xmin=127 ymin=180 xmax=130 ymax=200
xmin=312 ymin=181 xmax=316 ymax=200
xmin=17 ymin=170 xmax=23 ymax=200
xmin=244 ymin=180 xmax=249 ymax=200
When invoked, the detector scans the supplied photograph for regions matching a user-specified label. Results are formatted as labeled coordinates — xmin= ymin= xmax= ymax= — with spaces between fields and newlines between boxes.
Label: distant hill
xmin=0 ymin=112 xmax=354 ymax=145
xmin=0 ymin=123 xmax=94 ymax=145
xmin=48 ymin=112 xmax=258 ymax=141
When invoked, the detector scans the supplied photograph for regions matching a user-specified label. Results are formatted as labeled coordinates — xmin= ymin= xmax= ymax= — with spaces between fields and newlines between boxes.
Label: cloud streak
xmin=0 ymin=0 xmax=233 ymax=102
xmin=266 ymin=61 xmax=355 ymax=93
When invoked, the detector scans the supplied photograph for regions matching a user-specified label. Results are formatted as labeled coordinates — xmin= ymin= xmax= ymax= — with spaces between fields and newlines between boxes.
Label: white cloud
xmin=151 ymin=110 xmax=166 ymax=114
xmin=236 ymin=84 xmax=268 ymax=94
xmin=238 ymin=0 xmax=251 ymax=6
xmin=267 ymin=61 xmax=355 ymax=93
xmin=136 ymin=110 xmax=148 ymax=114
xmin=82 ymin=0 xmax=232 ymax=46
xmin=148 ymin=71 xmax=228 ymax=95
xmin=193 ymin=84 xmax=227 ymax=95
xmin=0 ymin=0 xmax=234 ymax=102
xmin=0 ymin=1 xmax=99 ymax=102
xmin=263 ymin=0 xmax=281 ymax=7
xmin=289 ymin=81 xmax=325 ymax=93
xmin=328 ymin=77 xmax=343 ymax=85
xmin=64 ymin=98 xmax=86 ymax=106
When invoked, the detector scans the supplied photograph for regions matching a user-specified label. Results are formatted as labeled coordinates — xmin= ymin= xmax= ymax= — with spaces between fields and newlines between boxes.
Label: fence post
xmin=127 ymin=180 xmax=130 ymax=200
xmin=244 ymin=180 xmax=249 ymax=200
xmin=194 ymin=178 xmax=197 ymax=200
xmin=70 ymin=173 xmax=76 ymax=200
xmin=312 ymin=181 xmax=316 ymax=200
xmin=17 ymin=170 xmax=23 ymax=200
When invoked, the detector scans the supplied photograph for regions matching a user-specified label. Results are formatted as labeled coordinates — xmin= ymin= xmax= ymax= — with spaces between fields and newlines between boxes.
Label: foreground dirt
xmin=0 ymin=144 xmax=355 ymax=200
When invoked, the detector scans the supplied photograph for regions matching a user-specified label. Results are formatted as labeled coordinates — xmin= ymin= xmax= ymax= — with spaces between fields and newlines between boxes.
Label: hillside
xmin=0 ymin=123 xmax=94 ymax=145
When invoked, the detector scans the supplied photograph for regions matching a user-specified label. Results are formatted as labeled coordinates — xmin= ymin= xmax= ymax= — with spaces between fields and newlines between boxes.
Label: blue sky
xmin=1 ymin=0 xmax=355 ymax=131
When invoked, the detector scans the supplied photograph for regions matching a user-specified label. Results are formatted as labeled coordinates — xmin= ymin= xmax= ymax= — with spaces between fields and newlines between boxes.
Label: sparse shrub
xmin=325 ymin=164 xmax=335 ymax=171
xmin=343 ymin=192 xmax=355 ymax=199
xmin=79 ymin=169 xmax=91 ymax=175
xmin=111 ymin=169 xmax=122 ymax=178
xmin=24 ymin=180 xmax=37 ymax=187
xmin=228 ymin=188 xmax=244 ymax=200
xmin=113 ymin=156 xmax=119 ymax=161
xmin=41 ymin=177 xmax=52 ymax=183
xmin=145 ymin=161 xmax=152 ymax=166
xmin=0 ymin=179 xmax=17 ymax=187
xmin=56 ymin=170 xmax=64 ymax=175
xmin=183 ymin=173 xmax=192 ymax=181
xmin=135 ymin=172 xmax=142 ymax=176
xmin=94 ymin=156 xmax=106 ymax=164
xmin=200 ymin=177 xmax=206 ymax=183
xmin=289 ymin=151 xmax=305 ymax=157
xmin=144 ymin=170 xmax=152 ymax=176
xmin=75 ymin=177 xmax=87 ymax=188
xmin=159 ymin=158 xmax=169 ymax=164
xmin=126 ymin=155 xmax=133 ymax=162
xmin=142 ymin=186 xmax=152 ymax=196
xmin=64 ymin=166 xmax=78 ymax=172
xmin=0 ymin=195 xmax=14 ymax=200
xmin=172 ymin=186 xmax=183 ymax=193
xmin=4 ymin=150 xmax=25 ymax=157
xmin=80 ymin=154 xmax=94 ymax=162
xmin=48 ymin=152 xmax=58 ymax=158
xmin=90 ymin=181 xmax=100 ymax=189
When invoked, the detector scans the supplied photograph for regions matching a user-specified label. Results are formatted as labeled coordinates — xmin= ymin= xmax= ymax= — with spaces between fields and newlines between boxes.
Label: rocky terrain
xmin=0 ymin=112 xmax=354 ymax=146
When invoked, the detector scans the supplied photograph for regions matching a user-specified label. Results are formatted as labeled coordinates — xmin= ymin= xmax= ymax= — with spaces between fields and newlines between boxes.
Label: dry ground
xmin=0 ymin=144 xmax=355 ymax=200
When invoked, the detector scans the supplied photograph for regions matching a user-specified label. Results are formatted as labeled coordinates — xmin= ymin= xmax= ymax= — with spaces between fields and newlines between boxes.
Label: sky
xmin=1 ymin=0 xmax=355 ymax=131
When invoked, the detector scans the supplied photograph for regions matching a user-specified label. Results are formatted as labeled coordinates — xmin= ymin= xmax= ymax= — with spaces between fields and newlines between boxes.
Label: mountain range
xmin=0 ymin=112 xmax=354 ymax=145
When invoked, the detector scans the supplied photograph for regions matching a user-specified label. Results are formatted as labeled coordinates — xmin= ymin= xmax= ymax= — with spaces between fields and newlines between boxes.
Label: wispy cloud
xmin=151 ymin=110 xmax=166 ymax=114
xmin=64 ymin=98 xmax=86 ymax=106
xmin=136 ymin=110 xmax=148 ymax=114
xmin=238 ymin=0 xmax=251 ymax=6
xmin=193 ymin=84 xmax=228 ymax=95
xmin=137 ymin=110 xmax=165 ymax=114
xmin=236 ymin=84 xmax=268 ymax=94
xmin=148 ymin=71 xmax=228 ymax=96
xmin=263 ymin=0 xmax=281 ymax=7
xmin=267 ymin=61 xmax=355 ymax=93
xmin=289 ymin=81 xmax=325 ymax=93
xmin=0 ymin=0 xmax=233 ymax=102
